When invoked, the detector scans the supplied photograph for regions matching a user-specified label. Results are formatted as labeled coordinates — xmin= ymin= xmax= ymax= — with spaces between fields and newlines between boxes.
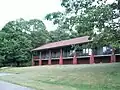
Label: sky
xmin=0 ymin=0 xmax=64 ymax=31
xmin=0 ymin=0 xmax=115 ymax=31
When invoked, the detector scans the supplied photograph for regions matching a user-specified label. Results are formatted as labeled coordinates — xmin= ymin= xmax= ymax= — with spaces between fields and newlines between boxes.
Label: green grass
xmin=0 ymin=63 xmax=120 ymax=90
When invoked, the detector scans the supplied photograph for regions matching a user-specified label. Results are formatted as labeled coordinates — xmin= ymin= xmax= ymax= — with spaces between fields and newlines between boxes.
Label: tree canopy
xmin=0 ymin=18 xmax=49 ymax=67
xmin=45 ymin=0 xmax=120 ymax=48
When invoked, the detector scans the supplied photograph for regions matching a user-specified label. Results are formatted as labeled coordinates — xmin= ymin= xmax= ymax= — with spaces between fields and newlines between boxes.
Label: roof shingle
xmin=32 ymin=36 xmax=91 ymax=51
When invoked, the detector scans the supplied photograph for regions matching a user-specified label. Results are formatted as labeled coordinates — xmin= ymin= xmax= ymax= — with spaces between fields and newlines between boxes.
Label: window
xmin=83 ymin=49 xmax=86 ymax=54
xmin=86 ymin=48 xmax=89 ymax=53
xmin=83 ymin=48 xmax=92 ymax=55
xmin=103 ymin=47 xmax=107 ymax=53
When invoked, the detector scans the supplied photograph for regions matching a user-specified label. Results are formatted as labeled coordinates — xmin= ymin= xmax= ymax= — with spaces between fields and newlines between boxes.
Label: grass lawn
xmin=0 ymin=63 xmax=120 ymax=90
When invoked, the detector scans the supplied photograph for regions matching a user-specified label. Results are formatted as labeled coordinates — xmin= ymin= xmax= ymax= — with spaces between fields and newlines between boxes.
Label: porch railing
xmin=33 ymin=49 xmax=120 ymax=60
xmin=33 ymin=56 xmax=39 ymax=59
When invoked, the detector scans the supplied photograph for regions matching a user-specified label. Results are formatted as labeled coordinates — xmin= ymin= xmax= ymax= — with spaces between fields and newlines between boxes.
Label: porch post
xmin=48 ymin=50 xmax=51 ymax=65
xmin=32 ymin=52 xmax=34 ymax=66
xmin=90 ymin=50 xmax=94 ymax=64
xmin=73 ymin=52 xmax=77 ymax=64
xmin=39 ymin=52 xmax=42 ymax=65
xmin=39 ymin=60 xmax=42 ymax=65
xmin=110 ymin=48 xmax=116 ymax=63
xmin=59 ymin=48 xmax=63 ymax=65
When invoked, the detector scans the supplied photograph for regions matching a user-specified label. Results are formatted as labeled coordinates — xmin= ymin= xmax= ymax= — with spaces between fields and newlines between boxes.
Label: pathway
xmin=0 ymin=73 xmax=34 ymax=90
xmin=0 ymin=81 xmax=34 ymax=90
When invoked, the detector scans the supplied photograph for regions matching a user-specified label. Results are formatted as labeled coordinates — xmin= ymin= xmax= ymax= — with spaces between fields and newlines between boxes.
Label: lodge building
xmin=32 ymin=36 xmax=120 ymax=66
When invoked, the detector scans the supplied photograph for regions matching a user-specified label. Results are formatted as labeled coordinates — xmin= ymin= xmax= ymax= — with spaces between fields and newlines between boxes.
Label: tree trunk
xmin=16 ymin=61 xmax=20 ymax=67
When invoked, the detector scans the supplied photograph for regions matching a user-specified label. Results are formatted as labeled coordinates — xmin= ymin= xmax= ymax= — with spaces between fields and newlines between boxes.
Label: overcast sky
xmin=0 ymin=0 xmax=114 ymax=31
xmin=0 ymin=0 xmax=64 ymax=31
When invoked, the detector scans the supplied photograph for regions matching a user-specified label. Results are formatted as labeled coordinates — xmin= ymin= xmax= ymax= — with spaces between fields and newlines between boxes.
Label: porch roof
xmin=32 ymin=36 xmax=91 ymax=51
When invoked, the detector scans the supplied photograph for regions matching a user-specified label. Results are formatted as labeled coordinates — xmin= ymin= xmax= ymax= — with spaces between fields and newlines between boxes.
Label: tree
xmin=28 ymin=19 xmax=50 ymax=47
xmin=0 ymin=20 xmax=32 ymax=66
xmin=48 ymin=29 xmax=70 ymax=42
xmin=45 ymin=0 xmax=120 ymax=48
xmin=0 ymin=18 xmax=49 ymax=66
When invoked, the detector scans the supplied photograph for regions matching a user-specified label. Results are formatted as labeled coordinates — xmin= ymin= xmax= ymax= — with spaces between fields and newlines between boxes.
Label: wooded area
xmin=0 ymin=0 xmax=120 ymax=67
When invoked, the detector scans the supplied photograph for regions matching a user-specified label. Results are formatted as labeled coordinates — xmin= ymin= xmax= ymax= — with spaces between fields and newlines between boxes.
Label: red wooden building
xmin=32 ymin=36 xmax=120 ymax=66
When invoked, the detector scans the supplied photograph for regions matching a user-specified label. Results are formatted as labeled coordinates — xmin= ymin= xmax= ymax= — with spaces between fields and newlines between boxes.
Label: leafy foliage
xmin=45 ymin=0 xmax=120 ymax=48
xmin=0 ymin=18 xmax=49 ymax=66
xmin=28 ymin=19 xmax=49 ymax=47
xmin=49 ymin=29 xmax=70 ymax=42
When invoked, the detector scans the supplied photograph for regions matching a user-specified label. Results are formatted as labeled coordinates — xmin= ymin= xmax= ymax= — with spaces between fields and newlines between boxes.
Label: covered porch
xmin=32 ymin=46 xmax=120 ymax=66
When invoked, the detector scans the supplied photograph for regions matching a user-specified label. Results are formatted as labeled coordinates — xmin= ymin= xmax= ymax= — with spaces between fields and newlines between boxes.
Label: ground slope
xmin=0 ymin=63 xmax=120 ymax=90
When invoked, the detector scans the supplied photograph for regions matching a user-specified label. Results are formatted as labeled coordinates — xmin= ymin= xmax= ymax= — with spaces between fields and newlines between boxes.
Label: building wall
xmin=42 ymin=60 xmax=48 ymax=65
xmin=34 ymin=61 xmax=39 ymax=66
xmin=94 ymin=56 xmax=110 ymax=63
xmin=77 ymin=58 xmax=90 ymax=64
xmin=116 ymin=55 xmax=120 ymax=62
xmin=63 ymin=59 xmax=73 ymax=64
xmin=51 ymin=60 xmax=59 ymax=65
